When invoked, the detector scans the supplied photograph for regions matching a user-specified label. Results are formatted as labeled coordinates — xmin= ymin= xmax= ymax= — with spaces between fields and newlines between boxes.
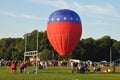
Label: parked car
xmin=98 ymin=60 xmax=109 ymax=66
xmin=114 ymin=59 xmax=120 ymax=66
xmin=114 ymin=59 xmax=120 ymax=63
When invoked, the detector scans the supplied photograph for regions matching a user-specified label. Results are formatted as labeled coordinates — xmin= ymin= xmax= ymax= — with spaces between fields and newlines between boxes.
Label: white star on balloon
xmin=70 ymin=17 xmax=73 ymax=20
xmin=63 ymin=17 xmax=67 ymax=20
xmin=57 ymin=18 xmax=60 ymax=21
xmin=51 ymin=18 xmax=54 ymax=21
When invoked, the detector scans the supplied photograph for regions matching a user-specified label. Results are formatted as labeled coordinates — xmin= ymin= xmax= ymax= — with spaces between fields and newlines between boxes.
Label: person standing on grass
xmin=6 ymin=60 xmax=11 ymax=69
xmin=23 ymin=61 xmax=27 ymax=74
xmin=14 ymin=61 xmax=17 ymax=74
xmin=0 ymin=60 xmax=2 ymax=67
xmin=20 ymin=61 xmax=25 ymax=73
xmin=10 ymin=61 xmax=14 ymax=73
xmin=10 ymin=61 xmax=17 ymax=74
xmin=71 ymin=61 xmax=75 ymax=73
xmin=112 ymin=62 xmax=115 ymax=73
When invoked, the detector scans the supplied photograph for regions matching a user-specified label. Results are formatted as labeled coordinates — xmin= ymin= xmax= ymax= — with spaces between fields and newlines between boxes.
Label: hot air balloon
xmin=47 ymin=9 xmax=82 ymax=56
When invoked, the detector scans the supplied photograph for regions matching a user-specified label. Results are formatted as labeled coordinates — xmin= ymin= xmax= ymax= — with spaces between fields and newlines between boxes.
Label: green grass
xmin=0 ymin=66 xmax=120 ymax=80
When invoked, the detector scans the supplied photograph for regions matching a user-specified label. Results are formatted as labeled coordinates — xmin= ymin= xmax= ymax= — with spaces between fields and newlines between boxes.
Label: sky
xmin=0 ymin=0 xmax=120 ymax=40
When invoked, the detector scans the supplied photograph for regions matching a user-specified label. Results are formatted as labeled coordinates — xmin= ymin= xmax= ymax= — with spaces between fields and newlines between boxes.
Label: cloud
xmin=91 ymin=20 xmax=110 ymax=26
xmin=27 ymin=0 xmax=69 ymax=9
xmin=72 ymin=2 xmax=120 ymax=18
xmin=87 ymin=14 xmax=104 ymax=19
xmin=27 ymin=0 xmax=120 ymax=18
xmin=0 ymin=10 xmax=47 ymax=20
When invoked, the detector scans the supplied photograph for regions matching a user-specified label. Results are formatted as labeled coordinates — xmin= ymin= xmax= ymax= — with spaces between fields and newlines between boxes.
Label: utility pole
xmin=110 ymin=47 xmax=112 ymax=67
xmin=24 ymin=33 xmax=27 ymax=62
xmin=36 ymin=30 xmax=38 ymax=74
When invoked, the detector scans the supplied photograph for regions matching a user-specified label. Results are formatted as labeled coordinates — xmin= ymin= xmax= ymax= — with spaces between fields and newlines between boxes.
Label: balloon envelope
xmin=47 ymin=9 xmax=82 ymax=56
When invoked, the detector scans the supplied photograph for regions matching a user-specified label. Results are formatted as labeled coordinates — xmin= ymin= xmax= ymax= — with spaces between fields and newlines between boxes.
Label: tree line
xmin=0 ymin=30 xmax=120 ymax=61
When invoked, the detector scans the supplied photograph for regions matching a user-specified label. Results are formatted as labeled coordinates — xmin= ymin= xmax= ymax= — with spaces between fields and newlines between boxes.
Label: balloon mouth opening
xmin=58 ymin=53 xmax=72 ymax=56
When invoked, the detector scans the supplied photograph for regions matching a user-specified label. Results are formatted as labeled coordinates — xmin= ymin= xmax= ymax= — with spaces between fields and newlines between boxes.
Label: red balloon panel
xmin=47 ymin=22 xmax=82 ymax=56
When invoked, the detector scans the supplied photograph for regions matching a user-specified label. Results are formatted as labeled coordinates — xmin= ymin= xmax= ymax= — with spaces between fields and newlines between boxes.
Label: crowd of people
xmin=0 ymin=59 xmax=49 ymax=74
xmin=0 ymin=59 xmax=116 ymax=74
xmin=0 ymin=60 xmax=27 ymax=74
xmin=70 ymin=60 xmax=116 ymax=74
xmin=71 ymin=61 xmax=91 ymax=74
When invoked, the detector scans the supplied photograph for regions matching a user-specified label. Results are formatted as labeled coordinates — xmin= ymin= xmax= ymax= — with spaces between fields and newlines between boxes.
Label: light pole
xmin=23 ymin=31 xmax=38 ymax=74
xmin=24 ymin=33 xmax=27 ymax=62
xmin=24 ymin=33 xmax=30 ymax=62
xmin=110 ymin=47 xmax=112 ymax=66
xmin=36 ymin=30 xmax=39 ymax=74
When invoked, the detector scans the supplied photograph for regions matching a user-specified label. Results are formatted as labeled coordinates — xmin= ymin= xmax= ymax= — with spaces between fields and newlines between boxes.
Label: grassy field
xmin=0 ymin=66 xmax=120 ymax=80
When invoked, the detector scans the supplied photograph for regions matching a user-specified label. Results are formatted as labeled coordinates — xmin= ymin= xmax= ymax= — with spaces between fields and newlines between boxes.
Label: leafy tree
xmin=0 ymin=30 xmax=120 ymax=61
xmin=112 ymin=41 xmax=120 ymax=60
xmin=40 ymin=49 xmax=52 ymax=60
